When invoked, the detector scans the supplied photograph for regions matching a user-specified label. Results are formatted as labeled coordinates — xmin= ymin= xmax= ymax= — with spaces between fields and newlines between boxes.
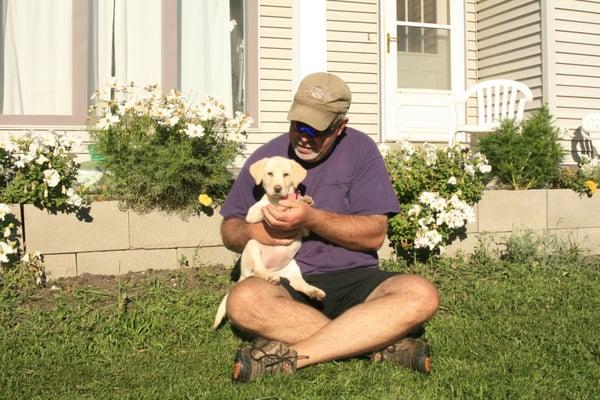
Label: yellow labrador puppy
xmin=213 ymin=156 xmax=326 ymax=329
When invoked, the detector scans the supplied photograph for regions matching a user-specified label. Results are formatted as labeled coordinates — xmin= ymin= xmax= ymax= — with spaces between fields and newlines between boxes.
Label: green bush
xmin=383 ymin=143 xmax=491 ymax=261
xmin=88 ymin=84 xmax=251 ymax=217
xmin=478 ymin=106 xmax=563 ymax=190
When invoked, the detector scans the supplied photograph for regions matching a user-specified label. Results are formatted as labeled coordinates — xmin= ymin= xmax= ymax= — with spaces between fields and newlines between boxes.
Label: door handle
xmin=386 ymin=33 xmax=398 ymax=53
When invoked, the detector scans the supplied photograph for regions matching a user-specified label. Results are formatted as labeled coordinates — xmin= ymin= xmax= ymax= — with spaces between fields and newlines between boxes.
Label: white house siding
xmin=553 ymin=0 xmax=600 ymax=140
xmin=476 ymin=0 xmax=543 ymax=111
xmin=242 ymin=0 xmax=294 ymax=161
xmin=327 ymin=0 xmax=380 ymax=141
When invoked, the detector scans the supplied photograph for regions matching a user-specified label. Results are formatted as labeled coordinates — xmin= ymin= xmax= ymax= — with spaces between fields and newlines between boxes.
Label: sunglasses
xmin=292 ymin=121 xmax=337 ymax=138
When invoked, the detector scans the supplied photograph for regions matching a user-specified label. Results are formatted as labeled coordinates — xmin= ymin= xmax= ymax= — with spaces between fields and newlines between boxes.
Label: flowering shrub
xmin=557 ymin=155 xmax=600 ymax=197
xmin=0 ymin=203 xmax=45 ymax=285
xmin=384 ymin=142 xmax=491 ymax=261
xmin=89 ymin=83 xmax=252 ymax=216
xmin=0 ymin=204 xmax=19 ymax=265
xmin=0 ymin=131 xmax=85 ymax=211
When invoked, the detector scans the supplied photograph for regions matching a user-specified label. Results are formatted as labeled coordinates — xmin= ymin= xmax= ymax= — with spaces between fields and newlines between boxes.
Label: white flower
xmin=377 ymin=143 xmax=390 ymax=157
xmin=417 ymin=216 xmax=434 ymax=228
xmin=0 ymin=240 xmax=17 ymax=260
xmin=465 ymin=164 xmax=476 ymax=176
xmin=66 ymin=188 xmax=83 ymax=207
xmin=0 ymin=204 xmax=12 ymax=221
xmin=414 ymin=228 xmax=443 ymax=250
xmin=43 ymin=169 xmax=61 ymax=187
xmin=418 ymin=192 xmax=437 ymax=206
xmin=184 ymin=123 xmax=205 ymax=138
xmin=407 ymin=204 xmax=422 ymax=217
xmin=3 ymin=140 xmax=17 ymax=153
xmin=431 ymin=197 xmax=447 ymax=212
xmin=447 ymin=176 xmax=457 ymax=185
xmin=424 ymin=144 xmax=437 ymax=166
xmin=168 ymin=116 xmax=180 ymax=127
xmin=399 ymin=140 xmax=415 ymax=157
xmin=95 ymin=117 xmax=110 ymax=130
xmin=478 ymin=163 xmax=492 ymax=174
xmin=3 ymin=224 xmax=13 ymax=238
xmin=36 ymin=154 xmax=50 ymax=165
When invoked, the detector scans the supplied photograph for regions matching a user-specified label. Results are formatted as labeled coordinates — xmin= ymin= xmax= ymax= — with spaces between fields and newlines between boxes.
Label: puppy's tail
xmin=212 ymin=294 xmax=229 ymax=329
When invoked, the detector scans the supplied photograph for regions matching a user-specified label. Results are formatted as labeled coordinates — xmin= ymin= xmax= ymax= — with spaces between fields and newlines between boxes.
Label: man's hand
xmin=261 ymin=198 xmax=314 ymax=231
xmin=247 ymin=220 xmax=300 ymax=246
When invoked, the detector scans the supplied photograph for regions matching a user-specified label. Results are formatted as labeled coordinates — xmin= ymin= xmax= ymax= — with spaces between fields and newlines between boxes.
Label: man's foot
xmin=369 ymin=337 xmax=431 ymax=374
xmin=231 ymin=338 xmax=306 ymax=383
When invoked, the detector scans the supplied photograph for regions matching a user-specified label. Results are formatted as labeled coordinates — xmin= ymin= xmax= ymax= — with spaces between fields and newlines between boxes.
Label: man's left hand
xmin=261 ymin=199 xmax=314 ymax=231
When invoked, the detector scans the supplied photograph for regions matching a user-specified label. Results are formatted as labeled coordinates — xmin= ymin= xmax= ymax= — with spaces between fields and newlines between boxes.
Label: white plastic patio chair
xmin=449 ymin=79 xmax=534 ymax=146
xmin=581 ymin=113 xmax=600 ymax=157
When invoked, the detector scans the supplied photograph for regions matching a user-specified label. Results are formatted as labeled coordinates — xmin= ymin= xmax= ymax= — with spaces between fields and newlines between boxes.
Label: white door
xmin=382 ymin=0 xmax=465 ymax=142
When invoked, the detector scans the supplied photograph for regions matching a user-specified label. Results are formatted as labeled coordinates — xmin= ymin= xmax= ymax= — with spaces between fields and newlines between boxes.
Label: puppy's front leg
xmin=245 ymin=198 xmax=267 ymax=224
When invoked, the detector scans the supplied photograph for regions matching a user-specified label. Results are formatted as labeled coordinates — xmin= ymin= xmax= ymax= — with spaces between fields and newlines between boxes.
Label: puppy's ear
xmin=249 ymin=158 xmax=268 ymax=185
xmin=289 ymin=159 xmax=307 ymax=188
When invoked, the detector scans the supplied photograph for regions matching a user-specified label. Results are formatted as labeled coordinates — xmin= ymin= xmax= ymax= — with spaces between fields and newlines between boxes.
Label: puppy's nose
xmin=273 ymin=185 xmax=282 ymax=193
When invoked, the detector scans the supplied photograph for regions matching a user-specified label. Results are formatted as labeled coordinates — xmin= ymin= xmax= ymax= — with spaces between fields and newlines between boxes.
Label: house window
xmin=0 ymin=0 xmax=75 ymax=117
xmin=0 ymin=0 xmax=257 ymax=126
xmin=179 ymin=0 xmax=247 ymax=114
xmin=396 ymin=0 xmax=451 ymax=90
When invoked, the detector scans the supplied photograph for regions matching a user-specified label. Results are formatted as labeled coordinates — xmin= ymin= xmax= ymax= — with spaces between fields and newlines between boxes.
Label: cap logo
xmin=303 ymin=86 xmax=334 ymax=103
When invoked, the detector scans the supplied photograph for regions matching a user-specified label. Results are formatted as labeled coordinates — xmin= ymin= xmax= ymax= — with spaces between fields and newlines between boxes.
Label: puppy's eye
xmin=283 ymin=173 xmax=289 ymax=177
xmin=267 ymin=172 xmax=274 ymax=177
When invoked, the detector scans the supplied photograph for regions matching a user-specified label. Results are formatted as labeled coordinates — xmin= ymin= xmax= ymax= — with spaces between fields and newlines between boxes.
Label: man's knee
xmin=226 ymin=278 xmax=287 ymax=325
xmin=378 ymin=274 xmax=440 ymax=319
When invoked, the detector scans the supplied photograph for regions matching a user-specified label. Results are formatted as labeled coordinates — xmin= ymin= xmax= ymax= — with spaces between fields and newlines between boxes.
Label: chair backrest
xmin=459 ymin=79 xmax=534 ymax=127
xmin=581 ymin=113 xmax=600 ymax=157
xmin=582 ymin=113 xmax=600 ymax=137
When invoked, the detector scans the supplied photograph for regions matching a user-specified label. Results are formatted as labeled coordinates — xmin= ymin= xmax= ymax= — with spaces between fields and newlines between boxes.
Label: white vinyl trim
xmin=291 ymin=0 xmax=327 ymax=90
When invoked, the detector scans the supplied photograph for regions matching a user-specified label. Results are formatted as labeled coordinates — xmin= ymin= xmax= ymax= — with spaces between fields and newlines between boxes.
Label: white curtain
xmin=92 ymin=0 xmax=161 ymax=97
xmin=1 ymin=0 xmax=72 ymax=115
xmin=181 ymin=0 xmax=233 ymax=114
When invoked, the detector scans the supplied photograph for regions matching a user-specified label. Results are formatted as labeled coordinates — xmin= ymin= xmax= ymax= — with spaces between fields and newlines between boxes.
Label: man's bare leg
xmin=226 ymin=274 xmax=439 ymax=368
xmin=292 ymin=274 xmax=439 ymax=367
xmin=226 ymin=277 xmax=330 ymax=344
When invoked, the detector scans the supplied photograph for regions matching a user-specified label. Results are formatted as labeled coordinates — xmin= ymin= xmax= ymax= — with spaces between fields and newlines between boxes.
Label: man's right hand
xmin=247 ymin=221 xmax=299 ymax=246
xmin=221 ymin=217 xmax=300 ymax=253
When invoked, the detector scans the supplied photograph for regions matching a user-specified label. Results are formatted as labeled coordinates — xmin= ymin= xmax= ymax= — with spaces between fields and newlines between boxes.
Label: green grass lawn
xmin=2 ymin=250 xmax=600 ymax=399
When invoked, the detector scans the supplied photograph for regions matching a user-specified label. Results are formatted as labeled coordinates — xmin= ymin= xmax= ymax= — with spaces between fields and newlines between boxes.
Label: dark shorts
xmin=279 ymin=267 xmax=398 ymax=319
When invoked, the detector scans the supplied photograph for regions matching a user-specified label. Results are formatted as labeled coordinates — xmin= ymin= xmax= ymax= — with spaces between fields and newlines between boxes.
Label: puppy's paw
xmin=266 ymin=274 xmax=281 ymax=285
xmin=308 ymin=288 xmax=326 ymax=301
xmin=300 ymin=195 xmax=314 ymax=207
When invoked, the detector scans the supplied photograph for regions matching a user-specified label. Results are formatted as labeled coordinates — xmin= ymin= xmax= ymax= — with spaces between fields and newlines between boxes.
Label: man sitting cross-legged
xmin=220 ymin=72 xmax=440 ymax=383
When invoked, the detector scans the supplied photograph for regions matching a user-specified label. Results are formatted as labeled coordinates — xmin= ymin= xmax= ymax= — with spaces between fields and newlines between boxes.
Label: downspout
xmin=540 ymin=0 xmax=557 ymax=116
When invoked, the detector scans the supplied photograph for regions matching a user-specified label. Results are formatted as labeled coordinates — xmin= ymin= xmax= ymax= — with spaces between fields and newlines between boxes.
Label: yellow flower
xmin=584 ymin=180 xmax=597 ymax=196
xmin=198 ymin=194 xmax=213 ymax=207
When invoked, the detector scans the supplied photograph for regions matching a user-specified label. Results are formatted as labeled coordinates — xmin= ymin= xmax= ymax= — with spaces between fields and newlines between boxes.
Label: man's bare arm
xmin=261 ymin=200 xmax=388 ymax=252
xmin=307 ymin=209 xmax=387 ymax=251
xmin=220 ymin=217 xmax=300 ymax=253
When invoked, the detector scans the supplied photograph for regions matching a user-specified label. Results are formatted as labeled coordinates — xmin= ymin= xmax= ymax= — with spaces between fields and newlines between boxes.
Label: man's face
xmin=289 ymin=119 xmax=347 ymax=163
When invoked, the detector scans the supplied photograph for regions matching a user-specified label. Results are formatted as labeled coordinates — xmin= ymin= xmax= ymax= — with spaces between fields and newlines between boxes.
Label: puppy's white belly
xmin=259 ymin=241 xmax=301 ymax=270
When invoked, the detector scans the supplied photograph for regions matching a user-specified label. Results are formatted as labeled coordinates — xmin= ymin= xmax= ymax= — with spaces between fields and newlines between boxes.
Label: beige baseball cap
xmin=287 ymin=72 xmax=352 ymax=131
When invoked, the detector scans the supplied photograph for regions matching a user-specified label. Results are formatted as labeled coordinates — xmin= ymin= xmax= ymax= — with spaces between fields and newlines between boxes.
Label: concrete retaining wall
xmin=17 ymin=189 xmax=600 ymax=279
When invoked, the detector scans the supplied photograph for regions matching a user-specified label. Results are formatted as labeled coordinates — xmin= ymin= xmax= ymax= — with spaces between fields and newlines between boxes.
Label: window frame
xmin=0 ymin=0 xmax=258 ymax=128
xmin=0 ymin=1 xmax=89 ymax=127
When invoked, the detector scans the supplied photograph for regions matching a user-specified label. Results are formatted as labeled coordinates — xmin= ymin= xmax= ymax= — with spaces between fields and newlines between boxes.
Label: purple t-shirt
xmin=220 ymin=127 xmax=401 ymax=275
